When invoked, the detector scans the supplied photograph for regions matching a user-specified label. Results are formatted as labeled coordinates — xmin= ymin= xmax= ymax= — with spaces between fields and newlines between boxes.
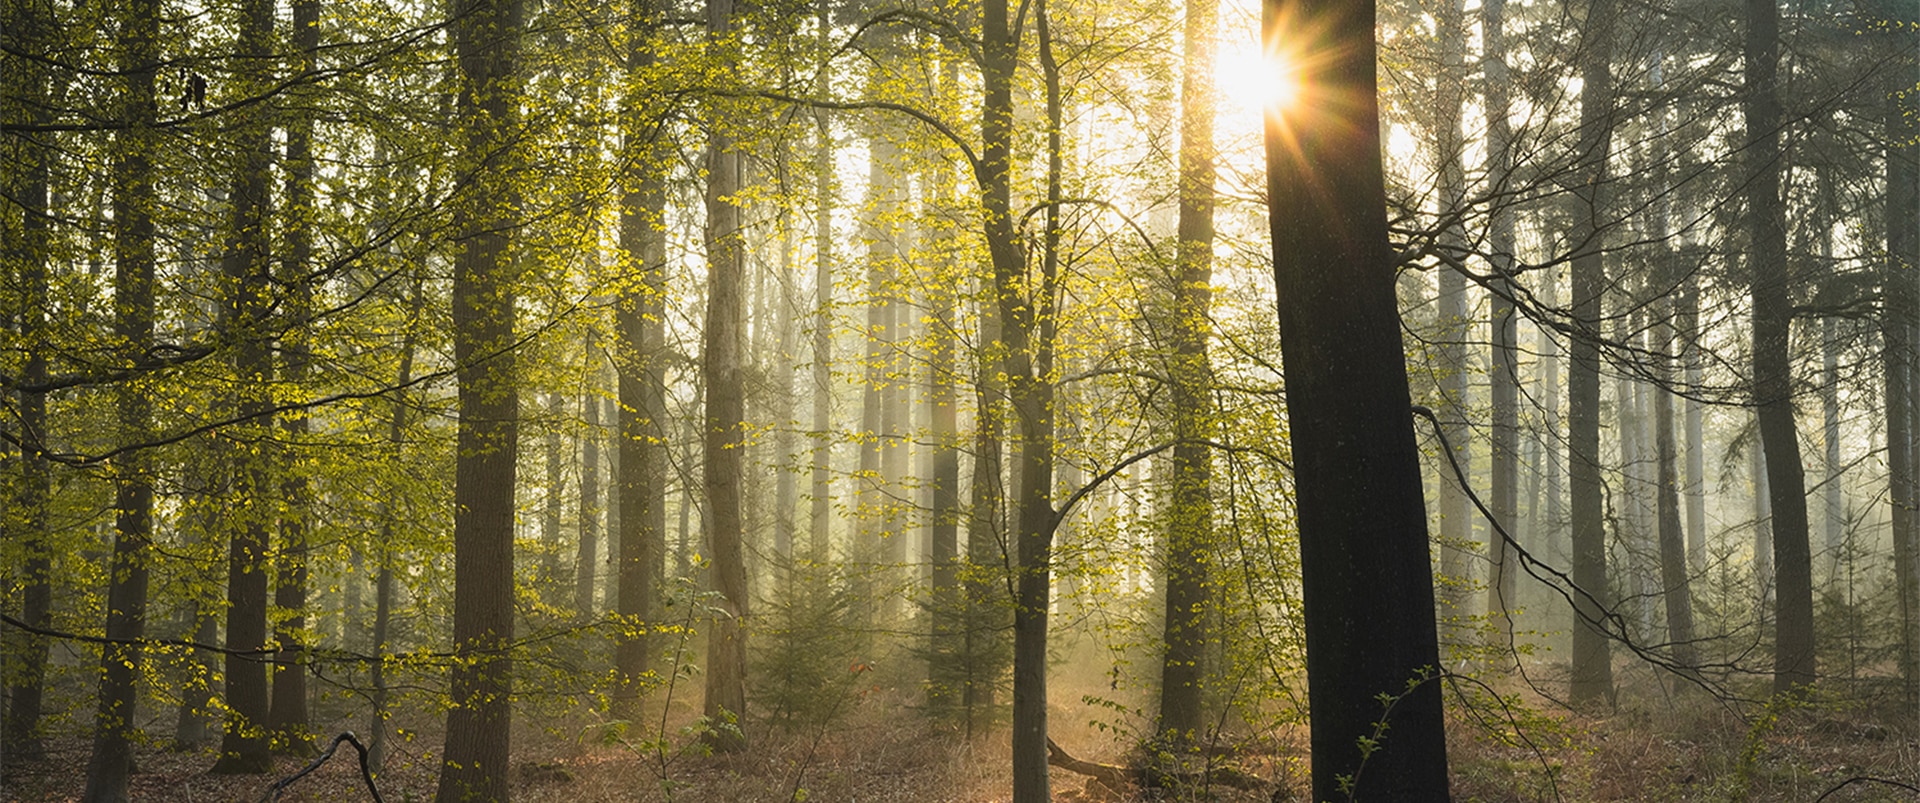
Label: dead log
xmin=1045 ymin=737 xmax=1268 ymax=792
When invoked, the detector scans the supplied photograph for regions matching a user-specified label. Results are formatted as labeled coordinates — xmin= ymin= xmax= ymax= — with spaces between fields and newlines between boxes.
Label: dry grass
xmin=5 ymin=678 xmax=1912 ymax=802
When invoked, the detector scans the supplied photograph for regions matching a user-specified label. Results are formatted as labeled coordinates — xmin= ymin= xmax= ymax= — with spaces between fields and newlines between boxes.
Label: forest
xmin=0 ymin=0 xmax=1916 ymax=797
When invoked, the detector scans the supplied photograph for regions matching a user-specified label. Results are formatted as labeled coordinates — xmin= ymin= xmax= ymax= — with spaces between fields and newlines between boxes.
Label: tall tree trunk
xmin=1647 ymin=55 xmax=1695 ymax=671
xmin=613 ymin=0 xmax=669 ymax=718
xmin=809 ymin=107 xmax=834 ymax=567
xmin=1568 ymin=0 xmax=1617 ymax=710
xmin=926 ymin=58 xmax=965 ymax=716
xmin=1684 ymin=272 xmax=1706 ymax=568
xmin=995 ymin=1 xmax=1067 ymax=797
xmin=212 ymin=0 xmax=279 ymax=770
xmin=369 ymin=315 xmax=418 ymax=776
xmin=578 ymin=344 xmax=603 ymax=615
xmin=1878 ymin=0 xmax=1920 ymax=707
xmin=700 ymin=0 xmax=750 ymax=752
xmin=1482 ymin=0 xmax=1520 ymax=665
xmin=1542 ymin=271 xmax=1565 ymax=563
xmin=82 ymin=0 xmax=160 ymax=791
xmin=4 ymin=0 xmax=54 ymax=758
xmin=1743 ymin=0 xmax=1816 ymax=694
xmin=857 ymin=98 xmax=898 ymax=602
xmin=434 ymin=0 xmax=525 ymax=792
xmin=1157 ymin=0 xmax=1217 ymax=746
xmin=1432 ymin=0 xmax=1473 ymax=658
xmin=268 ymin=0 xmax=321 ymax=749
xmin=1265 ymin=0 xmax=1451 ymax=795
xmin=545 ymin=391 xmax=566 ymax=586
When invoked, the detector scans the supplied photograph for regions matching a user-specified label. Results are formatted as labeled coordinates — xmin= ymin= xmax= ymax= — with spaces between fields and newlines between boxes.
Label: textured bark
xmin=1878 ymin=0 xmax=1920 ymax=705
xmin=1006 ymin=5 xmax=1064 ymax=799
xmin=613 ymin=0 xmax=669 ymax=718
xmin=1266 ymin=0 xmax=1452 ymax=793
xmin=82 ymin=0 xmax=159 ymax=792
xmin=211 ymin=0 xmax=278 ymax=771
xmin=4 ymin=0 xmax=54 ymax=759
xmin=1743 ymin=0 xmax=1816 ymax=694
xmin=701 ymin=0 xmax=750 ymax=752
xmin=1157 ymin=0 xmax=1217 ymax=746
xmin=1568 ymin=0 xmax=1616 ymax=710
xmin=1482 ymin=0 xmax=1520 ymax=665
xmin=434 ymin=0 xmax=524 ymax=793
xmin=268 ymin=0 xmax=321 ymax=749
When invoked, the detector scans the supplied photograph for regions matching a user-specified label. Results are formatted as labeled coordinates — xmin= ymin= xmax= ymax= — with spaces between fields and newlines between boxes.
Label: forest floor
xmin=4 ymin=677 xmax=1916 ymax=802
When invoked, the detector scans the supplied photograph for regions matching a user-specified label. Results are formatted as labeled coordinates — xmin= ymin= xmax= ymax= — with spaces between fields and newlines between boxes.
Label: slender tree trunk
xmin=1684 ymin=273 xmax=1707 ymax=568
xmin=613 ymin=0 xmax=669 ymax=718
xmin=1431 ymin=0 xmax=1473 ymax=659
xmin=4 ymin=0 xmax=54 ymax=757
xmin=545 ymin=391 xmax=566 ymax=586
xmin=1743 ymin=0 xmax=1816 ymax=694
xmin=1645 ymin=55 xmax=1695 ymax=671
xmin=1878 ymin=0 xmax=1920 ymax=706
xmin=1483 ymin=0 xmax=1520 ymax=666
xmin=268 ymin=0 xmax=321 ymax=748
xmin=369 ymin=317 xmax=417 ymax=776
xmin=212 ymin=0 xmax=278 ymax=770
xmin=82 ymin=0 xmax=160 ymax=792
xmin=578 ymin=344 xmax=603 ymax=615
xmin=701 ymin=0 xmax=750 ymax=752
xmin=1157 ymin=0 xmax=1217 ymax=746
xmin=1543 ymin=272 xmax=1565 ymax=563
xmin=926 ymin=59 xmax=965 ymax=715
xmin=1265 ymin=0 xmax=1451 ymax=795
xmin=1569 ymin=0 xmax=1617 ymax=710
xmin=434 ymin=0 xmax=525 ymax=793
xmin=809 ymin=102 xmax=834 ymax=567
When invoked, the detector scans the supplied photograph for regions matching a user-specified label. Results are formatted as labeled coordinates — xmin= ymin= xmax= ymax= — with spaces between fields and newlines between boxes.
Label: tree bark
xmin=1432 ymin=0 xmax=1473 ymax=657
xmin=434 ymin=0 xmax=525 ymax=793
xmin=1742 ymin=0 xmax=1816 ymax=695
xmin=613 ymin=0 xmax=669 ymax=718
xmin=701 ymin=0 xmax=750 ymax=752
xmin=578 ymin=346 xmax=603 ymax=616
xmin=1877 ymin=0 xmax=1920 ymax=707
xmin=268 ymin=0 xmax=321 ymax=749
xmin=4 ymin=0 xmax=54 ymax=759
xmin=1157 ymin=0 xmax=1217 ymax=746
xmin=82 ymin=0 xmax=160 ymax=792
xmin=1265 ymin=0 xmax=1452 ymax=797
xmin=1568 ymin=0 xmax=1616 ymax=710
xmin=211 ymin=0 xmax=278 ymax=770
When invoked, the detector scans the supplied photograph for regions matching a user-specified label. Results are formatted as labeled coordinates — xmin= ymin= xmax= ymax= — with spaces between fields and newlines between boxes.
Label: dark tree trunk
xmin=701 ymin=0 xmax=749 ymax=752
xmin=1157 ymin=0 xmax=1217 ymax=746
xmin=613 ymin=0 xmax=669 ymax=718
xmin=1265 ymin=0 xmax=1452 ymax=796
xmin=268 ymin=0 xmax=321 ymax=749
xmin=434 ymin=0 xmax=525 ymax=793
xmin=1877 ymin=0 xmax=1920 ymax=705
xmin=1568 ymin=0 xmax=1616 ymax=710
xmin=1683 ymin=274 xmax=1706 ymax=568
xmin=4 ymin=0 xmax=54 ymax=758
xmin=212 ymin=0 xmax=278 ymax=770
xmin=369 ymin=319 xmax=417 ymax=776
xmin=1742 ymin=0 xmax=1816 ymax=694
xmin=82 ymin=0 xmax=160 ymax=792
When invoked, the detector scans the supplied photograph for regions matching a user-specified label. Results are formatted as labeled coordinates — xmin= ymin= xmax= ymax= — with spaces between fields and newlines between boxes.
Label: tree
xmin=1744 ymin=0 xmax=1816 ymax=694
xmin=1265 ymin=0 xmax=1451 ymax=797
xmin=1568 ymin=0 xmax=1617 ymax=710
xmin=613 ymin=0 xmax=669 ymax=720
xmin=1157 ymin=0 xmax=1218 ymax=747
xmin=435 ymin=0 xmax=526 ymax=793
xmin=1482 ymin=0 xmax=1522 ymax=666
xmin=81 ymin=0 xmax=160 ymax=793
xmin=701 ymin=0 xmax=750 ymax=753
xmin=209 ymin=0 xmax=279 ymax=771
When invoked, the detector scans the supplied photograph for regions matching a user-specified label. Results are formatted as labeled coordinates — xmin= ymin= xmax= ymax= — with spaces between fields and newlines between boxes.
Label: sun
xmin=1217 ymin=31 xmax=1304 ymax=114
